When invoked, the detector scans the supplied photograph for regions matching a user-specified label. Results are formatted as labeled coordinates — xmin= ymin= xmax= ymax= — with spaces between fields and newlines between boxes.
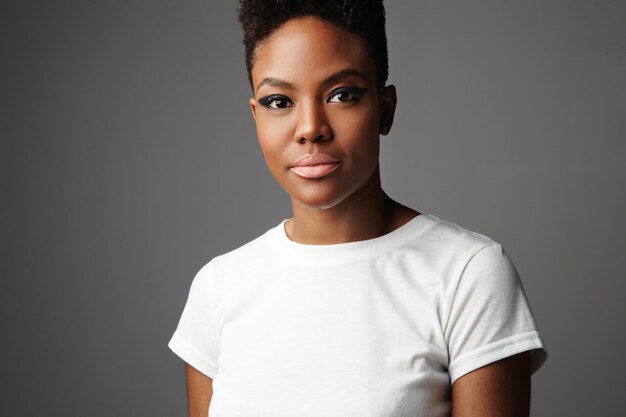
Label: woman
xmin=169 ymin=1 xmax=548 ymax=416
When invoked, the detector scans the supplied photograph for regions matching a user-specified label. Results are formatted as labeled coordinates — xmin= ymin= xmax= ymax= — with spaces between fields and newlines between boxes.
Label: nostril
xmin=316 ymin=132 xmax=333 ymax=143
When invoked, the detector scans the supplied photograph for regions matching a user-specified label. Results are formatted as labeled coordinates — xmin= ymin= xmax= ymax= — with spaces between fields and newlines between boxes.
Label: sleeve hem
xmin=168 ymin=332 xmax=218 ymax=379
xmin=448 ymin=331 xmax=548 ymax=385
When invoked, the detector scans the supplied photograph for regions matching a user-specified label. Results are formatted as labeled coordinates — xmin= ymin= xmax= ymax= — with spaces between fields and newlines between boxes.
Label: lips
xmin=290 ymin=153 xmax=342 ymax=179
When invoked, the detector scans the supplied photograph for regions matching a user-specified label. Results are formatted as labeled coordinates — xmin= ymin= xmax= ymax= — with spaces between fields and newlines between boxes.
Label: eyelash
xmin=259 ymin=87 xmax=367 ymax=110
xmin=259 ymin=95 xmax=293 ymax=110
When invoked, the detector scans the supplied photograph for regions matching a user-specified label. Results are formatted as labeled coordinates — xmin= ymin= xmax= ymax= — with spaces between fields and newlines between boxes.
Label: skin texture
xmin=184 ymin=363 xmax=212 ymax=417
xmin=184 ymin=15 xmax=532 ymax=417
xmin=451 ymin=351 xmax=531 ymax=417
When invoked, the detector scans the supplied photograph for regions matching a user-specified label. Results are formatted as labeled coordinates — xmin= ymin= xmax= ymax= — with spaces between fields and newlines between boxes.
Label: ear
xmin=249 ymin=97 xmax=258 ymax=121
xmin=378 ymin=84 xmax=397 ymax=135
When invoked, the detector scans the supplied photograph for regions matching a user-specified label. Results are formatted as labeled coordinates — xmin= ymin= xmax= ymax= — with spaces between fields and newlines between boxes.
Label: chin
xmin=286 ymin=186 xmax=341 ymax=210
xmin=289 ymin=185 xmax=356 ymax=211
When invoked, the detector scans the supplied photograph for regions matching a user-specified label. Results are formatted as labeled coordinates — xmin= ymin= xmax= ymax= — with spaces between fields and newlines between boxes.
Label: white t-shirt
xmin=168 ymin=213 xmax=548 ymax=417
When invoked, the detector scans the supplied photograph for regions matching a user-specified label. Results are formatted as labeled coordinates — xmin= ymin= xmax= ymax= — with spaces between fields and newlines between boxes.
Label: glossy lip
xmin=289 ymin=153 xmax=342 ymax=179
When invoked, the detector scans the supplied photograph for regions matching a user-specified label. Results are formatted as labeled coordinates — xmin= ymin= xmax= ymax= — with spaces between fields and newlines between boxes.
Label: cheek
xmin=334 ymin=107 xmax=380 ymax=156
xmin=256 ymin=116 xmax=292 ymax=167
xmin=334 ymin=98 xmax=379 ymax=133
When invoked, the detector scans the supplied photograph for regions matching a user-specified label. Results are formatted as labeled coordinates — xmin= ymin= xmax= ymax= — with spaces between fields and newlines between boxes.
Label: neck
xmin=285 ymin=165 xmax=418 ymax=244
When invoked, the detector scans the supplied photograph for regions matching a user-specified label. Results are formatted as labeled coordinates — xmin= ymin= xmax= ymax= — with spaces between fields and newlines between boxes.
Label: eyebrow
xmin=255 ymin=68 xmax=368 ymax=93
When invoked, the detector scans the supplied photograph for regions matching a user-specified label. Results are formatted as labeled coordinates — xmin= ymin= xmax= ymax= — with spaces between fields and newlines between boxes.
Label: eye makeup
xmin=327 ymin=86 xmax=368 ymax=103
xmin=258 ymin=94 xmax=293 ymax=109
xmin=259 ymin=86 xmax=368 ymax=110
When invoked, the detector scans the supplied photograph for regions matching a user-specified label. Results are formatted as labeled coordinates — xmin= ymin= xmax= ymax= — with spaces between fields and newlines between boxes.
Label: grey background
xmin=2 ymin=1 xmax=624 ymax=416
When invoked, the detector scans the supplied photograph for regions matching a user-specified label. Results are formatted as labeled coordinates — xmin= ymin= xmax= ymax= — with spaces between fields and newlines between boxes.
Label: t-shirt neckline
xmin=268 ymin=213 xmax=438 ymax=265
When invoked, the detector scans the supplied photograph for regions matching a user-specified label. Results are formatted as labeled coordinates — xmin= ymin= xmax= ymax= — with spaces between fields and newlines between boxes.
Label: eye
xmin=328 ymin=87 xmax=367 ymax=103
xmin=259 ymin=94 xmax=294 ymax=110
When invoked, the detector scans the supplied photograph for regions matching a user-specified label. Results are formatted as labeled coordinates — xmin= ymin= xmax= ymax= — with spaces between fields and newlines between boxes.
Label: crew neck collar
xmin=267 ymin=213 xmax=439 ymax=265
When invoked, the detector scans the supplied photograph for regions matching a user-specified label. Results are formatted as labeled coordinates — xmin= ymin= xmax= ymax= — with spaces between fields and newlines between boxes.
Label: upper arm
xmin=451 ymin=351 xmax=531 ymax=417
xmin=185 ymin=363 xmax=213 ymax=417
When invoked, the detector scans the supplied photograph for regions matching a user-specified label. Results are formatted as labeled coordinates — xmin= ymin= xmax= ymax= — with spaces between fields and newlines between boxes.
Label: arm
xmin=185 ymin=363 xmax=213 ymax=417
xmin=451 ymin=351 xmax=531 ymax=417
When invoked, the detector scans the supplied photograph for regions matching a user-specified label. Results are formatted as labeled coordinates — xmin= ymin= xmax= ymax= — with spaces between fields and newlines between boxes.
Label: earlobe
xmin=249 ymin=97 xmax=258 ymax=121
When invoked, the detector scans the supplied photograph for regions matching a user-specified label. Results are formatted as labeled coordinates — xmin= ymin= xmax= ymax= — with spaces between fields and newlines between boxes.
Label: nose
xmin=293 ymin=99 xmax=333 ymax=144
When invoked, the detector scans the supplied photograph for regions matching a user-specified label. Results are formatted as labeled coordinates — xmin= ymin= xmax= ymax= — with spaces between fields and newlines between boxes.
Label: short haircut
xmin=237 ymin=0 xmax=389 ymax=90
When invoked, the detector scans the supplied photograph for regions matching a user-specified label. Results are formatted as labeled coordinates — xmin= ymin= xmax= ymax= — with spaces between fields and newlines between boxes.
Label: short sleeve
xmin=168 ymin=260 xmax=220 ymax=379
xmin=445 ymin=243 xmax=548 ymax=385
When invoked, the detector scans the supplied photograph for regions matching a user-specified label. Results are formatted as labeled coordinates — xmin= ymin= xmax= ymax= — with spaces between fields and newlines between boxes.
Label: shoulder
xmin=414 ymin=214 xmax=502 ymax=262
xmin=217 ymin=224 xmax=276 ymax=264
xmin=416 ymin=216 xmax=524 ymax=308
xmin=194 ymin=221 xmax=279 ymax=281
xmin=399 ymin=214 xmax=521 ymax=298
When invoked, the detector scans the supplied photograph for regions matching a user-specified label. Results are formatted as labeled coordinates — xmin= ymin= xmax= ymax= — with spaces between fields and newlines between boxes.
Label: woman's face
xmin=249 ymin=16 xmax=396 ymax=210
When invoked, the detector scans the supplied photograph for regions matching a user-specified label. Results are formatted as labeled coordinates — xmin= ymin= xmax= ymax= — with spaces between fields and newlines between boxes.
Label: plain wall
xmin=2 ymin=1 xmax=625 ymax=416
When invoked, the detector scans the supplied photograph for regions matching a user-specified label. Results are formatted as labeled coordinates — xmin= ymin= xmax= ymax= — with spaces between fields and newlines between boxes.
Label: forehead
xmin=251 ymin=16 xmax=376 ymax=90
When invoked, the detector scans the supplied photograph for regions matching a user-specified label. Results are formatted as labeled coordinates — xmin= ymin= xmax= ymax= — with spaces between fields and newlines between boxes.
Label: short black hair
xmin=237 ymin=0 xmax=389 ymax=90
